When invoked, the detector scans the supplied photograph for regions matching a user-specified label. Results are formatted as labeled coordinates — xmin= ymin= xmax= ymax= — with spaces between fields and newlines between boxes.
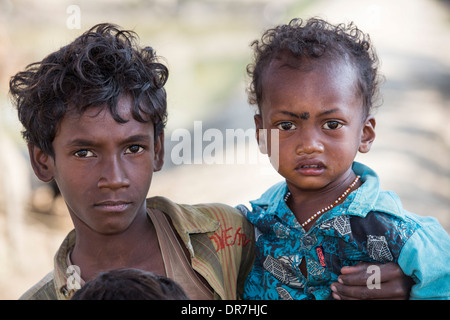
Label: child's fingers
xmin=331 ymin=282 xmax=368 ymax=300
xmin=333 ymin=262 xmax=414 ymax=299
xmin=337 ymin=262 xmax=372 ymax=286
xmin=338 ymin=262 xmax=405 ymax=285
xmin=331 ymin=279 xmax=410 ymax=300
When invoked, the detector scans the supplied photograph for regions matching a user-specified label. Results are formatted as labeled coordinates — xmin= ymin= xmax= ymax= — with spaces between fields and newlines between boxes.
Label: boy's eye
xmin=125 ymin=145 xmax=144 ymax=154
xmin=322 ymin=121 xmax=343 ymax=130
xmin=277 ymin=122 xmax=297 ymax=131
xmin=74 ymin=149 xmax=95 ymax=158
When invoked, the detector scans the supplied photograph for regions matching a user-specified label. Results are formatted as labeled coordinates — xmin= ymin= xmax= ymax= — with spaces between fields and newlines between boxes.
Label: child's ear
xmin=359 ymin=116 xmax=376 ymax=153
xmin=153 ymin=131 xmax=165 ymax=172
xmin=28 ymin=144 xmax=55 ymax=182
xmin=254 ymin=114 xmax=268 ymax=154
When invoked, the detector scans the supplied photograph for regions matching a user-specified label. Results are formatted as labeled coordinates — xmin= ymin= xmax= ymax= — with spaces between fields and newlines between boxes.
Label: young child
xmin=71 ymin=268 xmax=189 ymax=300
xmin=9 ymin=23 xmax=255 ymax=300
xmin=240 ymin=17 xmax=450 ymax=300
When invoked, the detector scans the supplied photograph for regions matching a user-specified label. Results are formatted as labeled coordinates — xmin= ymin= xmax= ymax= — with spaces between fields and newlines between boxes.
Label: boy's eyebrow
xmin=67 ymin=134 xmax=151 ymax=147
xmin=120 ymin=134 xmax=152 ymax=144
xmin=67 ymin=138 xmax=97 ymax=147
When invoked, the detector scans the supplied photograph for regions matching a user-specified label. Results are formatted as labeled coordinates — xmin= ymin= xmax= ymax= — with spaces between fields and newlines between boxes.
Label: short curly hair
xmin=71 ymin=268 xmax=189 ymax=300
xmin=247 ymin=18 xmax=381 ymax=117
xmin=9 ymin=23 xmax=168 ymax=157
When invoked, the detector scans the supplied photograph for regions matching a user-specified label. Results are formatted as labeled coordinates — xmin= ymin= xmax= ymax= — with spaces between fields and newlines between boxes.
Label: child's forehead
xmin=266 ymin=51 xmax=353 ymax=77
xmin=262 ymin=58 xmax=355 ymax=97
xmin=259 ymin=54 xmax=363 ymax=114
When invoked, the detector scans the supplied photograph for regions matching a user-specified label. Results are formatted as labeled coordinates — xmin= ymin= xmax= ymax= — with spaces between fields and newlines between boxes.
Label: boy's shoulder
xmin=146 ymin=196 xmax=251 ymax=231
xmin=146 ymin=196 xmax=255 ymax=300
xmin=19 ymin=271 xmax=58 ymax=300
xmin=146 ymin=196 xmax=254 ymax=255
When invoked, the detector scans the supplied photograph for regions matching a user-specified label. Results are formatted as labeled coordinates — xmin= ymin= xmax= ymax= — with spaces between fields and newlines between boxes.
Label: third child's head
xmin=247 ymin=18 xmax=379 ymax=192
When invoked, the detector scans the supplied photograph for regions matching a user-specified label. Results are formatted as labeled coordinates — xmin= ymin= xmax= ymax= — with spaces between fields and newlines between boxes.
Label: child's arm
xmin=330 ymin=262 xmax=414 ymax=300
xmin=397 ymin=219 xmax=450 ymax=299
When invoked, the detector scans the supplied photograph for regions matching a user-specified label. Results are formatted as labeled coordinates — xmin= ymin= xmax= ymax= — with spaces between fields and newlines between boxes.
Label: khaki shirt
xmin=19 ymin=196 xmax=255 ymax=300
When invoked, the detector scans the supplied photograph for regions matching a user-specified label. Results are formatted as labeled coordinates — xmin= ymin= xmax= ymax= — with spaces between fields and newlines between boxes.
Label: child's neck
xmin=286 ymin=173 xmax=361 ymax=232
xmin=70 ymin=211 xmax=165 ymax=281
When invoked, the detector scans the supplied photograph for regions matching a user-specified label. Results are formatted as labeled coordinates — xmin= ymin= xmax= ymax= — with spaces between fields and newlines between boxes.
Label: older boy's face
xmin=46 ymin=95 xmax=163 ymax=235
xmin=255 ymin=56 xmax=375 ymax=193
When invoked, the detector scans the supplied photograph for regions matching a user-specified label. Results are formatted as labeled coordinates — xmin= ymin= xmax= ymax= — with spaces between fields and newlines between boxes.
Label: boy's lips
xmin=295 ymin=159 xmax=326 ymax=176
xmin=93 ymin=200 xmax=133 ymax=212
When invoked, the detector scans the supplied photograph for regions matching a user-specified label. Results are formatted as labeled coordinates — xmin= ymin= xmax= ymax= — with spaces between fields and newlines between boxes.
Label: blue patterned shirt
xmin=239 ymin=162 xmax=450 ymax=300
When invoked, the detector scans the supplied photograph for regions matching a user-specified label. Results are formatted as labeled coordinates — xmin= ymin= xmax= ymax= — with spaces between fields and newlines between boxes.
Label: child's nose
xmin=296 ymin=131 xmax=324 ymax=155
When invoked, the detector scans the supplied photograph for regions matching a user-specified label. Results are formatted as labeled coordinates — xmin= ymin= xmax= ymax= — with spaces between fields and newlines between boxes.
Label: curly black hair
xmin=71 ymin=268 xmax=189 ymax=300
xmin=247 ymin=18 xmax=381 ymax=117
xmin=9 ymin=23 xmax=168 ymax=157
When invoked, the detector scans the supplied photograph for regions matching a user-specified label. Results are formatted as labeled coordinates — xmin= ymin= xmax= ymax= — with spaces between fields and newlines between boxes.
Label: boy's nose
xmin=97 ymin=156 xmax=130 ymax=190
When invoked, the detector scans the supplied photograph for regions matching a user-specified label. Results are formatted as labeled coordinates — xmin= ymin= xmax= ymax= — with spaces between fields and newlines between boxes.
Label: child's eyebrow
xmin=277 ymin=108 xmax=340 ymax=120
xmin=280 ymin=111 xmax=300 ymax=118
xmin=319 ymin=108 xmax=340 ymax=116
xmin=279 ymin=111 xmax=310 ymax=120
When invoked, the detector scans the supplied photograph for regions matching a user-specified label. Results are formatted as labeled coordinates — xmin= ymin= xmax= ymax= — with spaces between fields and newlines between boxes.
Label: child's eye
xmin=322 ymin=121 xmax=343 ymax=130
xmin=74 ymin=149 xmax=95 ymax=158
xmin=125 ymin=145 xmax=144 ymax=154
xmin=277 ymin=122 xmax=297 ymax=131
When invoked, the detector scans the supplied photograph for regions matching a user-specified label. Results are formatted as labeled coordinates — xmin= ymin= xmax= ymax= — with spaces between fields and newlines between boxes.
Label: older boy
xmin=10 ymin=23 xmax=411 ymax=300
xmin=10 ymin=23 xmax=254 ymax=300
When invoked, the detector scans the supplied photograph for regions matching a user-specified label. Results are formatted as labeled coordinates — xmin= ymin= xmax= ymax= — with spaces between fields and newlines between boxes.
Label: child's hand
xmin=330 ymin=262 xmax=414 ymax=300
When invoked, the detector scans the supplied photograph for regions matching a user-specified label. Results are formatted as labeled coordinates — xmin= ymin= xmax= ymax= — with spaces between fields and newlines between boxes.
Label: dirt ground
xmin=0 ymin=0 xmax=449 ymax=299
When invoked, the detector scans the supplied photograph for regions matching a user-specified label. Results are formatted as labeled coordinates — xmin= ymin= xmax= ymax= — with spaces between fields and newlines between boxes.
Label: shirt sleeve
xmin=398 ymin=217 xmax=450 ymax=300
xmin=233 ymin=204 xmax=256 ymax=299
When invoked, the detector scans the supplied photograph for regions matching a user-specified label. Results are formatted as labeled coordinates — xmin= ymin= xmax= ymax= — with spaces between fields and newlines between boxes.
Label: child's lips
xmin=295 ymin=160 xmax=326 ymax=175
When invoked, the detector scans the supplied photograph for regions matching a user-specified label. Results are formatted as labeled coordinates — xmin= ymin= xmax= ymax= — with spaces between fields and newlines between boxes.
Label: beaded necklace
xmin=284 ymin=175 xmax=360 ymax=228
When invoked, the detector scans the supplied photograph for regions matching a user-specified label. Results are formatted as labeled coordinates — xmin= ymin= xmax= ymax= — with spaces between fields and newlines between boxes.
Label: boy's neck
xmin=70 ymin=210 xmax=165 ymax=281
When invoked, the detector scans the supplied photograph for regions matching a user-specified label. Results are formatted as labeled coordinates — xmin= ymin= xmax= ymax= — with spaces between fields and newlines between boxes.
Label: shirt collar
xmin=250 ymin=181 xmax=288 ymax=216
xmin=53 ymin=230 xmax=76 ymax=300
xmin=146 ymin=196 xmax=220 ymax=257
xmin=250 ymin=162 xmax=402 ymax=221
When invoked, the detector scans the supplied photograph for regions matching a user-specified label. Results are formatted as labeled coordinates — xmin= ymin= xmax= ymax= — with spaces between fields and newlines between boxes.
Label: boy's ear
xmin=153 ymin=131 xmax=165 ymax=172
xmin=359 ymin=116 xmax=376 ymax=153
xmin=254 ymin=114 xmax=268 ymax=154
xmin=28 ymin=144 xmax=55 ymax=182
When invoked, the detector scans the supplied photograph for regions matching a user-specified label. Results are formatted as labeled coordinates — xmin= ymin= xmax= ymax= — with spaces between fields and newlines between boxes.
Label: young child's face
xmin=30 ymin=95 xmax=164 ymax=235
xmin=255 ymin=55 xmax=375 ymax=193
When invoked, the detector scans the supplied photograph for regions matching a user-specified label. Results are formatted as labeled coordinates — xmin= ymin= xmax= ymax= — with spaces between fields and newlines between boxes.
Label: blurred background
xmin=0 ymin=0 xmax=449 ymax=299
